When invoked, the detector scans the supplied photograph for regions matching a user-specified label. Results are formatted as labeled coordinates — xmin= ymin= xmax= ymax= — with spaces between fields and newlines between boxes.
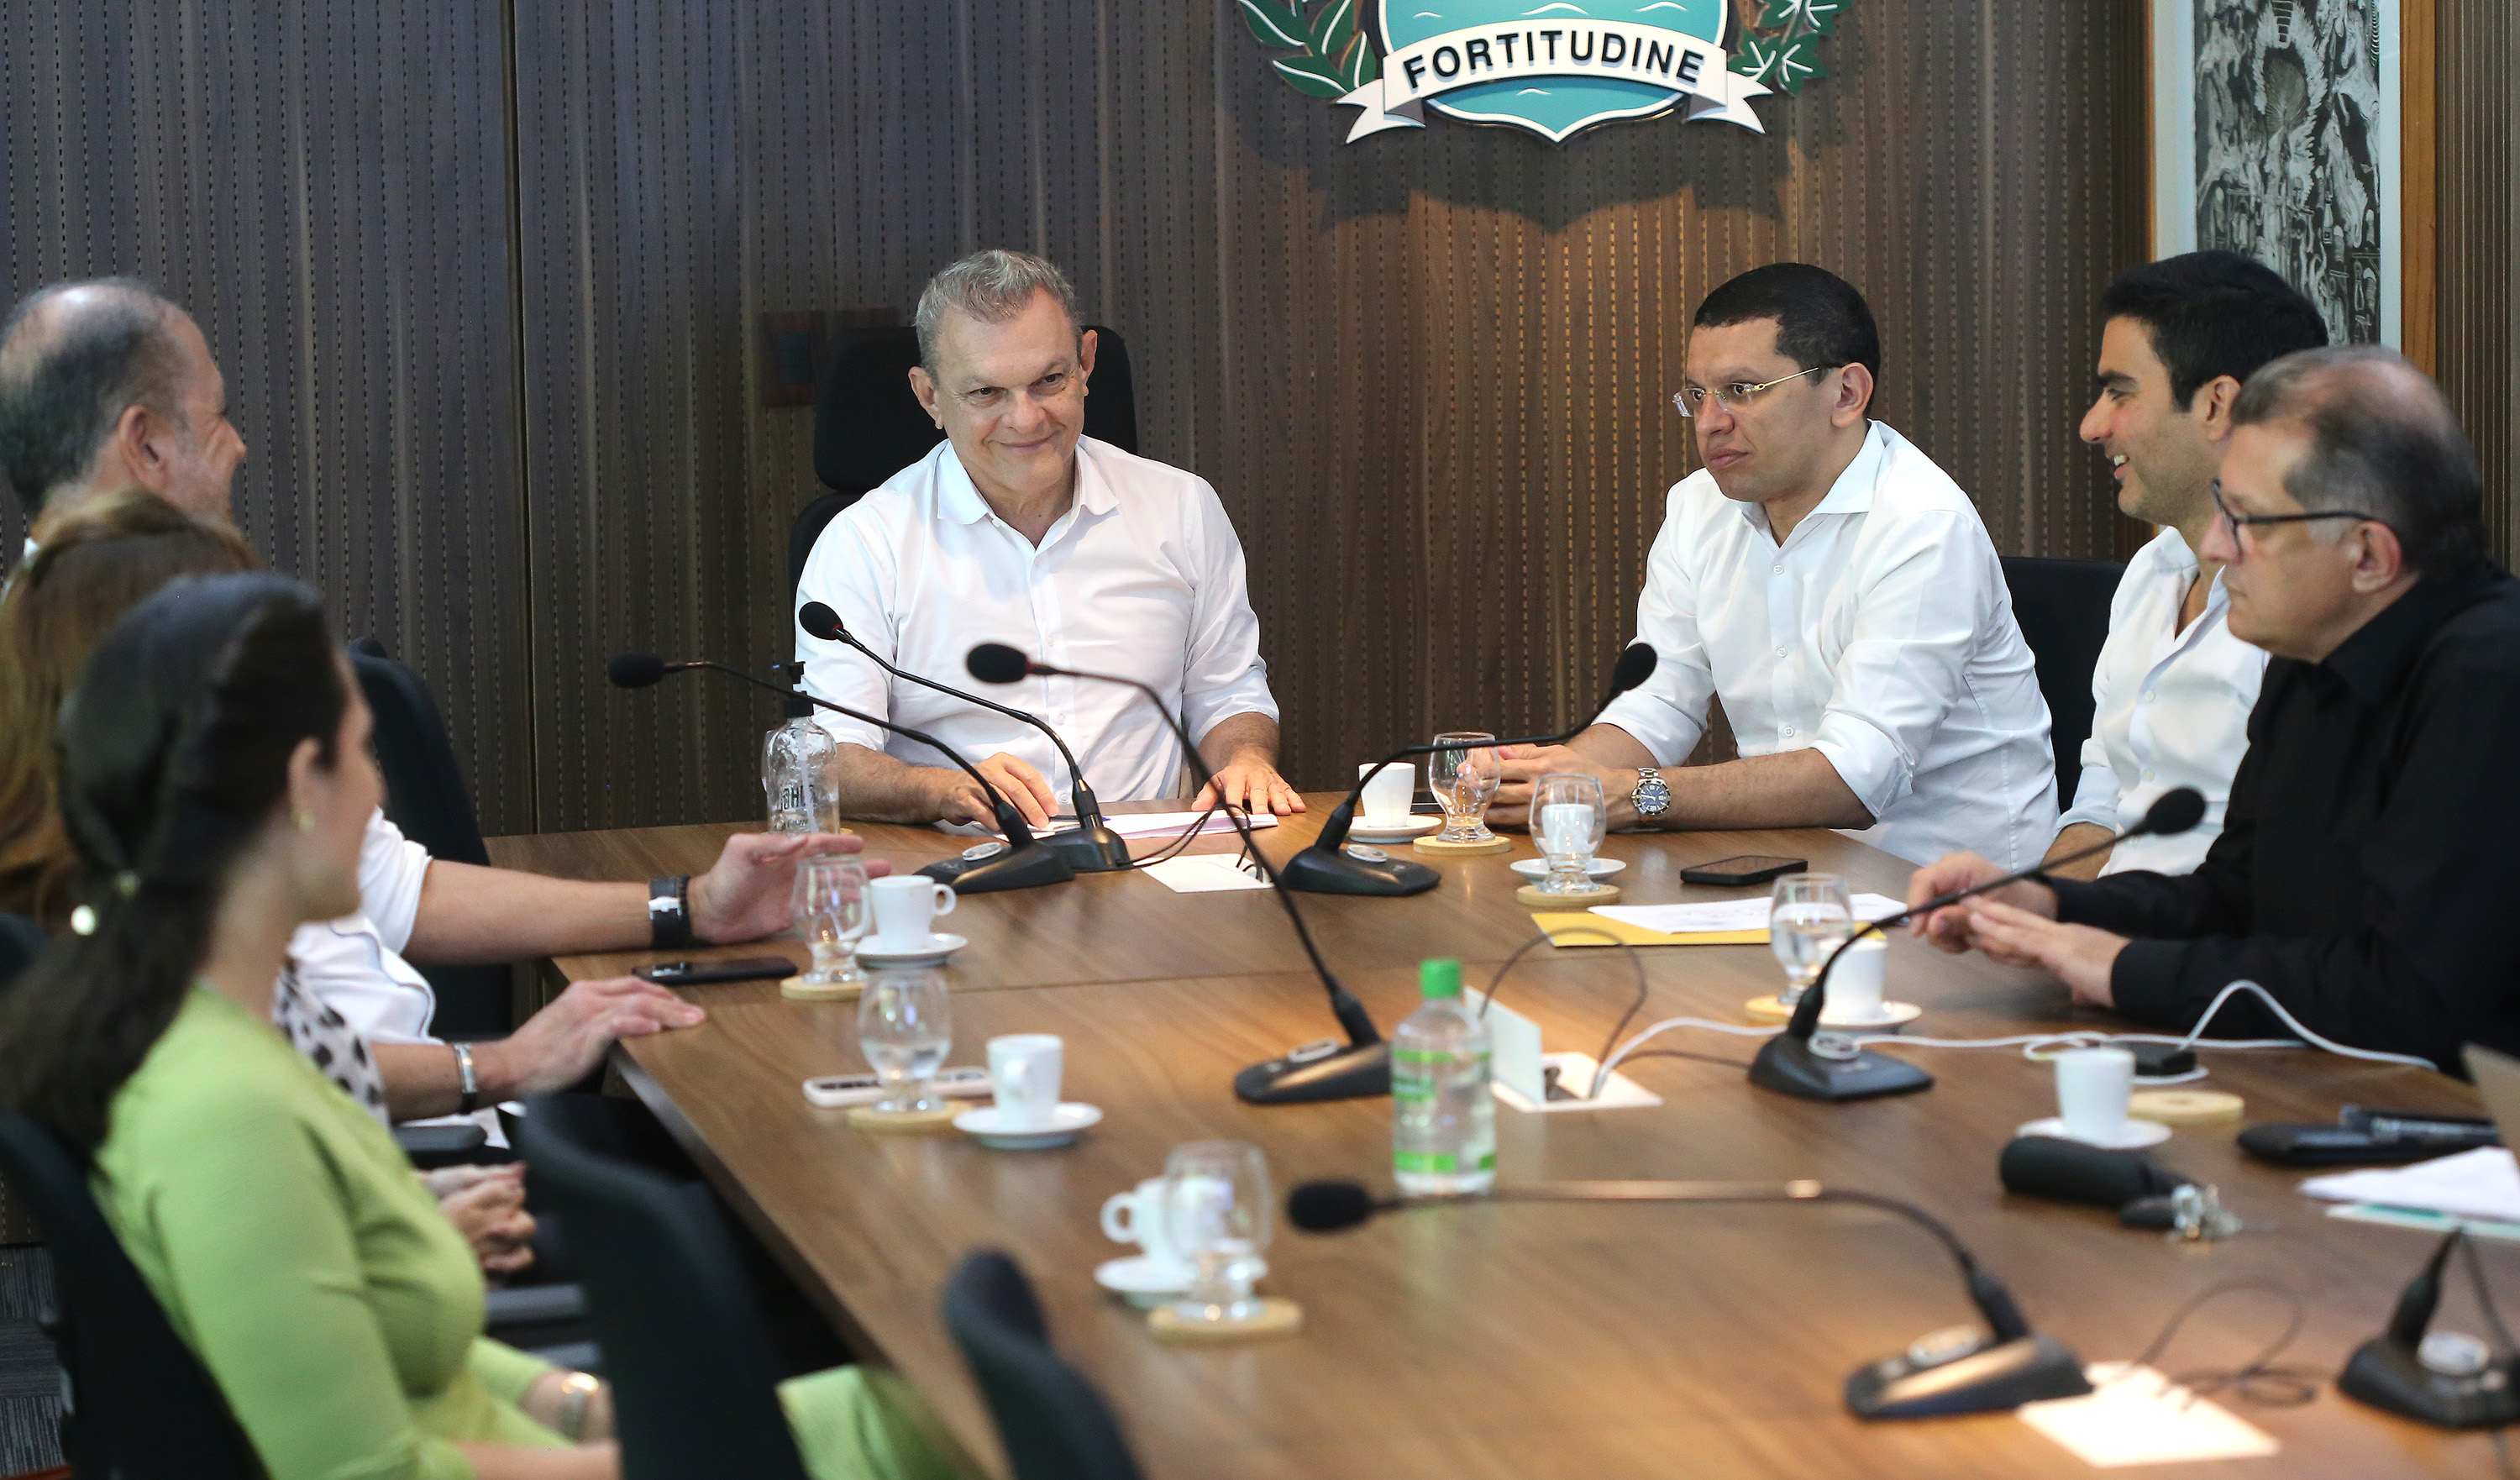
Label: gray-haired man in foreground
xmin=795 ymin=249 xmax=1295 ymax=827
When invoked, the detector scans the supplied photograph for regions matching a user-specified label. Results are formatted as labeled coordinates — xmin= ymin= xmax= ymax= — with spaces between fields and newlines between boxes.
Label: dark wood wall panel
xmin=515 ymin=0 xmax=2129 ymax=828
xmin=0 ymin=0 xmax=533 ymax=833
xmin=2434 ymin=0 xmax=2518 ymax=561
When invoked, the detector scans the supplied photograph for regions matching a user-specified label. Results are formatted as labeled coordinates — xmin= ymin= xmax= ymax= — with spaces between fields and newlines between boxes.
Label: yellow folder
xmin=1528 ymin=912 xmax=1769 ymax=947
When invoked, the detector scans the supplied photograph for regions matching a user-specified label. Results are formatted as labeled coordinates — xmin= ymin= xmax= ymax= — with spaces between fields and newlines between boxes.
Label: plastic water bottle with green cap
xmin=1392 ymin=958 xmax=1495 ymax=1195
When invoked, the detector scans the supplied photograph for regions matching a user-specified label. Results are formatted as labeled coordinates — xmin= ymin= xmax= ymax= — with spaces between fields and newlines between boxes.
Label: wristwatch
xmin=648 ymin=874 xmax=693 ymax=949
xmin=1630 ymin=766 xmax=1671 ymax=821
xmin=452 ymin=1042 xmax=480 ymax=1116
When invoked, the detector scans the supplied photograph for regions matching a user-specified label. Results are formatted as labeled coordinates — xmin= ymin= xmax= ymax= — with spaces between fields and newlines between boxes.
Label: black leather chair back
xmin=0 ymin=911 xmax=43 ymax=989
xmin=942 ymin=1250 xmax=1142 ymax=1480
xmin=795 ymin=325 xmax=1140 ymax=593
xmin=0 ymin=1114 xmax=258 ymax=1479
xmin=348 ymin=637 xmax=511 ymax=1040
xmin=1999 ymin=556 xmax=2126 ymax=811
xmin=514 ymin=1094 xmax=813 ymax=1480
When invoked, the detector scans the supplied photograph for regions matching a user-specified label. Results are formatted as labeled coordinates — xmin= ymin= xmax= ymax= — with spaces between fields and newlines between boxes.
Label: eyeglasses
xmin=1672 ymin=365 xmax=1833 ymax=417
xmin=2208 ymin=479 xmax=2383 ymax=554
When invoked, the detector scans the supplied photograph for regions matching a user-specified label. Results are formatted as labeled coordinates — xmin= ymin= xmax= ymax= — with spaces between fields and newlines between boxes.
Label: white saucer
xmin=1350 ymin=816 xmax=1441 ymax=842
xmin=1509 ymin=857 xmax=1628 ymax=882
xmin=2014 ymin=1115 xmax=2173 ymax=1150
xmin=953 ymin=1102 xmax=1102 ymax=1149
xmin=858 ymin=932 xmax=968 ymax=968
xmin=1094 ymin=1253 xmax=1270 ymax=1306
xmin=1820 ymin=1000 xmax=1922 ymax=1030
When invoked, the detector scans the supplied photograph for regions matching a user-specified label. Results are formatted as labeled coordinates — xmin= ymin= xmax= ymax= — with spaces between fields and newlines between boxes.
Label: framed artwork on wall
xmin=2149 ymin=0 xmax=2435 ymax=360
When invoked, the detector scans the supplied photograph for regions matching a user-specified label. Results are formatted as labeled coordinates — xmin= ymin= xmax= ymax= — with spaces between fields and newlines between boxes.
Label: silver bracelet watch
xmin=1630 ymin=766 xmax=1671 ymax=821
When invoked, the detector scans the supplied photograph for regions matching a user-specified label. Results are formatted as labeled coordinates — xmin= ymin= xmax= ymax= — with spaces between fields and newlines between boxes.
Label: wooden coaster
xmin=1515 ymin=881 xmax=1622 ymax=908
xmin=2129 ymin=1089 xmax=2245 ymax=1126
xmin=845 ymin=1103 xmax=963 ymax=1134
xmin=1147 ymin=1297 xmax=1303 ymax=1343
xmin=780 ymin=975 xmax=863 ymax=1002
xmin=1744 ymin=995 xmax=1796 ymax=1024
xmin=1414 ymin=833 xmax=1512 ymax=857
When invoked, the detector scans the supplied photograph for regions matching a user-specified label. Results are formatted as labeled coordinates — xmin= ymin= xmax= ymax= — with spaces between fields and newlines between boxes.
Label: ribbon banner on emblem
xmin=1340 ymin=20 xmax=1770 ymax=144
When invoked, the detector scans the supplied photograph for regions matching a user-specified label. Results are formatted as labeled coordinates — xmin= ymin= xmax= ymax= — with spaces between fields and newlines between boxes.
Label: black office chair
xmin=513 ymin=1094 xmax=813 ymax=1480
xmin=348 ymin=636 xmax=511 ymax=1041
xmin=1999 ymin=556 xmax=2126 ymax=811
xmin=0 ymin=910 xmax=43 ymax=989
xmin=942 ymin=1250 xmax=1142 ymax=1480
xmin=0 ymin=1115 xmax=258 ymax=1479
xmin=793 ymin=324 xmax=1142 ymax=593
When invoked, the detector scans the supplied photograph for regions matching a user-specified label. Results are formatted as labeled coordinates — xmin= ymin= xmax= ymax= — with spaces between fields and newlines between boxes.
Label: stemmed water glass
xmin=1769 ymin=873 xmax=1853 ymax=1006
xmin=1161 ymin=1140 xmax=1274 ymax=1326
xmin=792 ymin=855 xmax=870 ymax=990
xmin=1530 ymin=773 xmax=1609 ymax=894
xmin=857 ymin=967 xmax=952 ymax=1112
xmin=1429 ymin=731 xmax=1501 ymax=843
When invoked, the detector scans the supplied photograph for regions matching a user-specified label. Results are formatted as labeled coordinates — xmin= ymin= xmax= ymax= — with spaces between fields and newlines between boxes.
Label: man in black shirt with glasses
xmin=1907 ymin=345 xmax=2520 ymax=1072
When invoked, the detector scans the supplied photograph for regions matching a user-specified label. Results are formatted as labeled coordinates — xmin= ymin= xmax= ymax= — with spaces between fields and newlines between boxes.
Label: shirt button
xmin=1782 ymin=726 xmax=1797 ymax=737
xmin=1772 ymin=563 xmax=1783 ymax=575
xmin=2142 ymin=690 xmax=2157 ymax=703
xmin=2140 ymin=768 xmax=2155 ymax=782
xmin=1775 ymin=647 xmax=1788 ymax=658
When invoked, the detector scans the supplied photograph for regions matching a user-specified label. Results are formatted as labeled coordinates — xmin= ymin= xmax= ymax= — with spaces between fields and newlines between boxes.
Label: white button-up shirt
xmin=795 ymin=437 xmax=1279 ymax=804
xmin=2055 ymin=527 xmax=2266 ymax=876
xmin=1595 ymin=421 xmax=2057 ymax=869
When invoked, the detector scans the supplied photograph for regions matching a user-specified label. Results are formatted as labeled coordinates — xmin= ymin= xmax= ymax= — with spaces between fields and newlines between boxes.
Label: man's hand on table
xmin=935 ymin=753 xmax=1059 ymax=832
xmin=1195 ymin=750 xmax=1306 ymax=816
xmin=480 ymin=977 xmax=706 ymax=1098
xmin=690 ymin=831 xmax=886 ymax=942
xmin=1487 ymin=744 xmax=1638 ymax=831
xmin=1906 ymin=850 xmax=2124 ymax=1007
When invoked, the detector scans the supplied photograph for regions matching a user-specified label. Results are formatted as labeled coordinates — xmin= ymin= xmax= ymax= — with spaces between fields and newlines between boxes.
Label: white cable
xmin=2172 ymin=979 xmax=2437 ymax=1071
xmin=1594 ymin=1016 xmax=1780 ymax=1084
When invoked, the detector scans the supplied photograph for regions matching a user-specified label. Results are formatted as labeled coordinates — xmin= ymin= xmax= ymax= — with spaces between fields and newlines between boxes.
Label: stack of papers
xmin=2300 ymin=1147 xmax=2520 ymax=1238
xmin=1534 ymin=894 xmax=1904 ymax=947
xmin=1104 ymin=810 xmax=1278 ymax=841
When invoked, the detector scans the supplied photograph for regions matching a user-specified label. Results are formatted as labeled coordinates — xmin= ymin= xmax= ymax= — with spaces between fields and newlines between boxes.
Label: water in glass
xmin=1161 ymin=1140 xmax=1274 ymax=1325
xmin=1428 ymin=731 xmax=1500 ymax=843
xmin=858 ymin=967 xmax=951 ymax=1111
xmin=792 ymin=855 xmax=869 ymax=989
xmin=1769 ymin=874 xmax=1852 ymax=1005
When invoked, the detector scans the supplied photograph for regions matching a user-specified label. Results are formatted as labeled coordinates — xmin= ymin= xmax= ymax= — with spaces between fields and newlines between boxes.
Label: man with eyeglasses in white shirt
xmin=2043 ymin=252 xmax=2326 ymax=879
xmin=1492 ymin=263 xmax=2055 ymax=869
xmin=795 ymin=249 xmax=1294 ymax=828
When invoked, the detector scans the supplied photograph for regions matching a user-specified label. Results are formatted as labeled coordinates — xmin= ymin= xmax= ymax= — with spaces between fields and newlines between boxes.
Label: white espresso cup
xmin=988 ymin=1034 xmax=1063 ymax=1129
xmin=2055 ymin=1047 xmax=2135 ymax=1142
xmin=868 ymin=875 xmax=956 ymax=951
xmin=1100 ymin=1177 xmax=1192 ymax=1276
xmin=1358 ymin=762 xmax=1415 ymax=827
xmin=1824 ymin=936 xmax=1889 ymax=1021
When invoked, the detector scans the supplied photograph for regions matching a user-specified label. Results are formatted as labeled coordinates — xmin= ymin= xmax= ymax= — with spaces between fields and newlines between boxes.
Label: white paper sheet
xmin=1589 ymin=893 xmax=1903 ymax=935
xmin=2299 ymin=1147 xmax=2520 ymax=1223
xmin=2019 ymin=1362 xmax=2278 ymax=1467
xmin=1140 ymin=856 xmax=1273 ymax=894
xmin=1104 ymin=810 xmax=1280 ymax=840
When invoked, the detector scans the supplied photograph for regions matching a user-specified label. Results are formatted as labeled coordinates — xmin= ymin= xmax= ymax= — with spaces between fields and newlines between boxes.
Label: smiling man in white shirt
xmin=1494 ymin=264 xmax=2055 ymax=869
xmin=2045 ymin=252 xmax=2327 ymax=879
xmin=795 ymin=249 xmax=1294 ymax=828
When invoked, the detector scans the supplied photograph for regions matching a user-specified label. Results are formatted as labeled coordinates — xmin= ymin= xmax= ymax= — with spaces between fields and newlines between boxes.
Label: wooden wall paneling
xmin=2433 ymin=0 xmax=2517 ymax=567
xmin=0 ymin=0 xmax=533 ymax=834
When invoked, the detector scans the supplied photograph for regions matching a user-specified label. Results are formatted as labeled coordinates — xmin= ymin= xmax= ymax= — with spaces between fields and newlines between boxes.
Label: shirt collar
xmin=937 ymin=437 xmax=1110 ymax=525
xmin=2320 ymin=562 xmax=2500 ymax=706
xmin=1733 ymin=420 xmax=1886 ymax=533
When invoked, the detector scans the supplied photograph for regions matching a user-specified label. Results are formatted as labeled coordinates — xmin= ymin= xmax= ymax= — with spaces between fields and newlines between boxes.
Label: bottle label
xmin=1394 ymin=1148 xmax=1497 ymax=1173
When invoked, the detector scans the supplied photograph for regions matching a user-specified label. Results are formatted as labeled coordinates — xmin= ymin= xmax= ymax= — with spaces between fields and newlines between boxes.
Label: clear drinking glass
xmin=1429 ymin=731 xmax=1501 ymax=843
xmin=792 ymin=855 xmax=869 ymax=989
xmin=857 ymin=967 xmax=952 ymax=1112
xmin=1769 ymin=873 xmax=1853 ymax=1006
xmin=1530 ymin=774 xmax=1609 ymax=893
xmin=1161 ymin=1140 xmax=1274 ymax=1325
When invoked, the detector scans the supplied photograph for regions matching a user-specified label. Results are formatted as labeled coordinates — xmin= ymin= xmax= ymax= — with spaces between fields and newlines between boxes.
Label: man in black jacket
xmin=1908 ymin=346 xmax=2518 ymax=1072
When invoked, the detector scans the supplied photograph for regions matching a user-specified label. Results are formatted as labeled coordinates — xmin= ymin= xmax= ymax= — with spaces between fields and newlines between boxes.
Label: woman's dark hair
xmin=0 ymin=573 xmax=345 ymax=1156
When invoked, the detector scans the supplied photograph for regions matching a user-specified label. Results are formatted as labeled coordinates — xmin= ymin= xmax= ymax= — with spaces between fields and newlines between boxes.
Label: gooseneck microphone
xmin=796 ymin=602 xmax=1131 ymax=873
xmin=1747 ymin=786 xmax=2207 ymax=1105
xmin=606 ymin=652 xmax=1075 ymax=894
xmin=1287 ymin=1178 xmax=2092 ymax=1420
xmin=968 ymin=643 xmax=1388 ymax=1104
xmin=1276 ymin=643 xmax=1661 ymax=897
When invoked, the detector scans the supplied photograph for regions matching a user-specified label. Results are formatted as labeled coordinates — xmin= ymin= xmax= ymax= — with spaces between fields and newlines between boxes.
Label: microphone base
xmin=1749 ymin=1035 xmax=1935 ymax=1103
xmin=1847 ymin=1332 xmax=2092 ymax=1419
xmin=1277 ymin=844 xmax=1441 ymax=897
xmin=917 ymin=842 xmax=1076 ymax=894
xmin=1234 ymin=1042 xmax=1393 ymax=1104
xmin=1044 ymin=824 xmax=1133 ymax=873
xmin=2339 ymin=1337 xmax=2520 ymax=1428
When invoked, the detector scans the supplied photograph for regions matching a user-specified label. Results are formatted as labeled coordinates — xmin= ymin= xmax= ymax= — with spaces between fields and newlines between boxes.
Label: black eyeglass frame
xmin=2208 ymin=479 xmax=2384 ymax=538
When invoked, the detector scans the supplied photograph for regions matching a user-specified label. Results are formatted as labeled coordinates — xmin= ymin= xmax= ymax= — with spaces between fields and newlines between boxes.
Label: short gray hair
xmin=2232 ymin=345 xmax=2484 ymax=573
xmin=0 ymin=279 xmax=190 ymax=518
xmin=914 ymin=249 xmax=1080 ymax=371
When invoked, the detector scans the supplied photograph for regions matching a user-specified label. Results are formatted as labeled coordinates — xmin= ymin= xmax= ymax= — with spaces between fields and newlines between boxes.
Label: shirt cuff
xmin=1182 ymin=670 xmax=1281 ymax=743
xmin=812 ymin=711 xmax=890 ymax=755
xmin=2055 ymin=764 xmax=2120 ymax=833
xmin=2105 ymin=937 xmax=2190 ymax=1029
xmin=1809 ymin=711 xmax=1909 ymax=820
xmin=1593 ymin=691 xmax=1704 ymax=767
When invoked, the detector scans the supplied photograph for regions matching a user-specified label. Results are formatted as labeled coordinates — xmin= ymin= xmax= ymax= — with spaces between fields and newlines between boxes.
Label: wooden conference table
xmin=487 ymin=798 xmax=2503 ymax=1479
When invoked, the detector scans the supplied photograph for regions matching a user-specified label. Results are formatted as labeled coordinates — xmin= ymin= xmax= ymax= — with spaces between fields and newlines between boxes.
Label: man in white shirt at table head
xmin=795 ymin=249 xmax=1296 ymax=828
xmin=2041 ymin=251 xmax=2326 ymax=879
xmin=1493 ymin=263 xmax=2055 ymax=869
